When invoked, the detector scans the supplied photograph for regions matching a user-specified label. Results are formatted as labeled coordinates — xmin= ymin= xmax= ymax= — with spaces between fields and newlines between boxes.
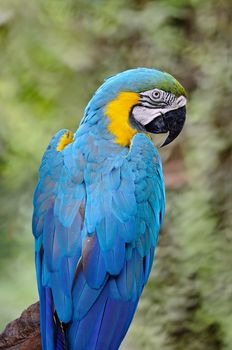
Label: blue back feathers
xmin=33 ymin=68 xmax=166 ymax=350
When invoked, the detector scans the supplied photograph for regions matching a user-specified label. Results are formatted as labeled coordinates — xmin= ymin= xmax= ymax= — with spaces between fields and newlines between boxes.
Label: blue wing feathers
xmin=72 ymin=268 xmax=107 ymax=320
xmin=82 ymin=234 xmax=107 ymax=288
xmin=119 ymin=217 xmax=137 ymax=242
xmin=33 ymin=130 xmax=165 ymax=349
xmin=108 ymin=167 xmax=121 ymax=190
xmin=43 ymin=207 xmax=61 ymax=272
xmin=51 ymin=270 xmax=72 ymax=322
xmin=94 ymin=296 xmax=139 ymax=350
xmin=54 ymin=213 xmax=82 ymax=258
xmin=67 ymin=286 xmax=109 ymax=350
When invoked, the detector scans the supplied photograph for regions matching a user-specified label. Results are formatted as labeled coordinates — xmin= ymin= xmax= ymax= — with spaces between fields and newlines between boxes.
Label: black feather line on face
xmin=140 ymin=92 xmax=174 ymax=108
xmin=139 ymin=97 xmax=168 ymax=109
xmin=165 ymin=94 xmax=172 ymax=104
xmin=140 ymin=95 xmax=158 ymax=103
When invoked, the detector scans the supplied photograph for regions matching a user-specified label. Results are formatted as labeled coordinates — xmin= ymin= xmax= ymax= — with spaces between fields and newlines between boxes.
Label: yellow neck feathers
xmin=105 ymin=92 xmax=140 ymax=147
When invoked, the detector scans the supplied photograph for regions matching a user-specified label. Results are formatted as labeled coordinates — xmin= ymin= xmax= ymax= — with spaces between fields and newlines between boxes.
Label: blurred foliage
xmin=0 ymin=0 xmax=231 ymax=349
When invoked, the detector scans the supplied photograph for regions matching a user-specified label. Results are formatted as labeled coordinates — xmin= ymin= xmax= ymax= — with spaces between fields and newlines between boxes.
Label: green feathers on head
xmin=86 ymin=68 xmax=187 ymax=112
xmin=137 ymin=70 xmax=187 ymax=97
xmin=162 ymin=72 xmax=187 ymax=97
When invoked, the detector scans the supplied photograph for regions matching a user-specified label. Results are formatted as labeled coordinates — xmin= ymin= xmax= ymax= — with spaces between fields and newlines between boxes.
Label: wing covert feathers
xmin=33 ymin=130 xmax=165 ymax=349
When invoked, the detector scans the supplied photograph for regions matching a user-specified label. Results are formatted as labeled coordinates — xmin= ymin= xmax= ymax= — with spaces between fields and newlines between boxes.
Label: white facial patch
xmin=132 ymin=88 xmax=187 ymax=126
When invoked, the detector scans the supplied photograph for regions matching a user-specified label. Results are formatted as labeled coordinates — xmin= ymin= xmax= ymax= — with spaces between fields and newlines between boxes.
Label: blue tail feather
xmin=39 ymin=287 xmax=55 ymax=350
xmin=67 ymin=282 xmax=138 ymax=350
xmin=40 ymin=286 xmax=68 ymax=350
xmin=55 ymin=315 xmax=67 ymax=350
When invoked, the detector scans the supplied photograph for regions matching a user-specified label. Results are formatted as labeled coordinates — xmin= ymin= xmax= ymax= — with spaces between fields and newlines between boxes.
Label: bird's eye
xmin=152 ymin=90 xmax=161 ymax=99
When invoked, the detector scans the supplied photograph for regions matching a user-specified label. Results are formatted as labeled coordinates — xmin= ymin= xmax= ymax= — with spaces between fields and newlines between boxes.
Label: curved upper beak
xmin=144 ymin=106 xmax=186 ymax=147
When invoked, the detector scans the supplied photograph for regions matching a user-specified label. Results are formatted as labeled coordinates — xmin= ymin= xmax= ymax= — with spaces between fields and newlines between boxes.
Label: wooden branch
xmin=0 ymin=302 xmax=41 ymax=350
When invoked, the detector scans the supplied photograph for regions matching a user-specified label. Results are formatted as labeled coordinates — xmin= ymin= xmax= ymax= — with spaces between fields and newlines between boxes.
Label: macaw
xmin=32 ymin=68 xmax=186 ymax=350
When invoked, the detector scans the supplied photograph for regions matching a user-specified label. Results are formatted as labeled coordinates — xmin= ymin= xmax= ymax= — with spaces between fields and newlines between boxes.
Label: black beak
xmin=144 ymin=106 xmax=186 ymax=147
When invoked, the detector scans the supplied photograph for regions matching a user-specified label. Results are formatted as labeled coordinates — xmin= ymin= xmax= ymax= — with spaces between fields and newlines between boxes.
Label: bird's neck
xmin=104 ymin=92 xmax=139 ymax=147
xmin=79 ymin=92 xmax=140 ymax=147
xmin=75 ymin=116 xmax=129 ymax=159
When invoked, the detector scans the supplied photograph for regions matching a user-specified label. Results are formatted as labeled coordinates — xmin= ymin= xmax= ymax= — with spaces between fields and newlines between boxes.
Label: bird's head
xmin=84 ymin=68 xmax=187 ymax=147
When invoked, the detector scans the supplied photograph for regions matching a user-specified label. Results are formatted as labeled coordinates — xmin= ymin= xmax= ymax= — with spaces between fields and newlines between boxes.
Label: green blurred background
xmin=0 ymin=0 xmax=231 ymax=349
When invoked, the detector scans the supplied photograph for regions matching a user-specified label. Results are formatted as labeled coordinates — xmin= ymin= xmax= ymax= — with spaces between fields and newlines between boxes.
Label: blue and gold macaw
xmin=32 ymin=68 xmax=186 ymax=350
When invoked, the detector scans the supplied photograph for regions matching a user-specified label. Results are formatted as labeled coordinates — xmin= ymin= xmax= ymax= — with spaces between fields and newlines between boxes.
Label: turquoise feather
xmin=32 ymin=68 xmax=168 ymax=350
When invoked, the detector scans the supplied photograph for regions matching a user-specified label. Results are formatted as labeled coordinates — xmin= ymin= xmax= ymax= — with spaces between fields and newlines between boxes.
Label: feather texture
xmin=33 ymin=105 xmax=165 ymax=349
